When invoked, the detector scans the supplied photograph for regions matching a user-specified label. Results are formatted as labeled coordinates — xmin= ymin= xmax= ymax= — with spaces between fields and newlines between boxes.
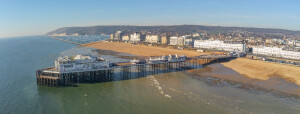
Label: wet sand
xmin=187 ymin=64 xmax=300 ymax=97
xmin=221 ymin=58 xmax=300 ymax=86
xmin=81 ymin=41 xmax=211 ymax=57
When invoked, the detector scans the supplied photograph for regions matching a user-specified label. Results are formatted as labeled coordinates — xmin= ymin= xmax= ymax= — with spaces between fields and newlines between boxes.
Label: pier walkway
xmin=36 ymin=55 xmax=234 ymax=87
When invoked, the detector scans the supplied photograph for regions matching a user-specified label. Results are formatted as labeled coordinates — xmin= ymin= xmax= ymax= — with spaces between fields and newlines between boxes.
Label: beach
xmin=2 ymin=36 xmax=298 ymax=113
xmin=82 ymin=41 xmax=300 ymax=96
xmin=186 ymin=57 xmax=300 ymax=96
xmin=82 ymin=41 xmax=300 ymax=86
xmin=221 ymin=58 xmax=300 ymax=86
xmin=81 ymin=41 xmax=211 ymax=57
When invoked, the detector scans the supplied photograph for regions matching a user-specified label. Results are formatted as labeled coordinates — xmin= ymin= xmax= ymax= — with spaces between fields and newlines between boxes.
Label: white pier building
xmin=54 ymin=54 xmax=109 ymax=72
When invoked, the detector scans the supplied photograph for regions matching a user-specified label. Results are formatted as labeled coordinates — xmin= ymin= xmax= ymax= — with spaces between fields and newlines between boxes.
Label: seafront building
xmin=169 ymin=36 xmax=186 ymax=46
xmin=177 ymin=36 xmax=185 ymax=46
xmin=130 ymin=32 xmax=141 ymax=42
xmin=194 ymin=40 xmax=246 ymax=52
xmin=184 ymin=38 xmax=194 ymax=47
xmin=110 ymin=34 xmax=114 ymax=40
xmin=114 ymin=31 xmax=123 ymax=41
xmin=252 ymin=46 xmax=300 ymax=60
xmin=145 ymin=35 xmax=161 ymax=44
xmin=161 ymin=36 xmax=169 ymax=45
xmin=122 ymin=35 xmax=130 ymax=41
xmin=296 ymin=40 xmax=300 ymax=46
xmin=169 ymin=36 xmax=178 ymax=45
xmin=54 ymin=54 xmax=109 ymax=72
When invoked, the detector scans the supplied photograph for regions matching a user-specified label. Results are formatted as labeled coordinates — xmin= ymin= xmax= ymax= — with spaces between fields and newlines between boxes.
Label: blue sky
xmin=0 ymin=0 xmax=300 ymax=38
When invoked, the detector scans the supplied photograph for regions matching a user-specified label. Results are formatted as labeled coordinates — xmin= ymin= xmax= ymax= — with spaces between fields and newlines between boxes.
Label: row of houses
xmin=252 ymin=46 xmax=300 ymax=60
xmin=110 ymin=31 xmax=196 ymax=46
xmin=191 ymin=40 xmax=299 ymax=60
xmin=110 ymin=31 xmax=299 ymax=60
xmin=193 ymin=40 xmax=246 ymax=52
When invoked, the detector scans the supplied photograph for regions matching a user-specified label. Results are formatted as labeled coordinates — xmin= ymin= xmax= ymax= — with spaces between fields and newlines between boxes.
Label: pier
xmin=36 ymin=55 xmax=234 ymax=87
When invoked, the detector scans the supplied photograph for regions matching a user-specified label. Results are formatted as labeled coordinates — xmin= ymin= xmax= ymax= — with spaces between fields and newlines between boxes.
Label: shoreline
xmin=221 ymin=58 xmax=300 ymax=86
xmin=82 ymin=41 xmax=300 ymax=96
xmin=187 ymin=63 xmax=300 ymax=97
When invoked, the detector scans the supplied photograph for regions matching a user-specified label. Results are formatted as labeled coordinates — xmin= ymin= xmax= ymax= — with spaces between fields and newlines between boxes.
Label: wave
xmin=147 ymin=75 xmax=171 ymax=99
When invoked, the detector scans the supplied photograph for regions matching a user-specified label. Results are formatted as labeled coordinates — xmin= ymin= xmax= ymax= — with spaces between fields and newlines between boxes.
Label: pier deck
xmin=36 ymin=55 xmax=234 ymax=87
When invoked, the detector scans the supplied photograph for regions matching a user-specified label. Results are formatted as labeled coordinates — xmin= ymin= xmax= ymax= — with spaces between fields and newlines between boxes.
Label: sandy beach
xmin=81 ymin=41 xmax=211 ymax=57
xmin=221 ymin=58 xmax=300 ymax=86
xmin=83 ymin=42 xmax=300 ymax=86
xmin=187 ymin=63 xmax=300 ymax=96
xmin=82 ymin=41 xmax=300 ymax=96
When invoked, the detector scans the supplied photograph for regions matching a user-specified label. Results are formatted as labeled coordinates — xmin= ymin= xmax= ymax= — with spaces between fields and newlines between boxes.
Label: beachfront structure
xmin=169 ymin=36 xmax=178 ymax=45
xmin=253 ymin=46 xmax=300 ymax=60
xmin=265 ymin=38 xmax=285 ymax=44
xmin=146 ymin=54 xmax=187 ymax=63
xmin=194 ymin=40 xmax=246 ymax=52
xmin=192 ymin=33 xmax=200 ymax=37
xmin=54 ymin=54 xmax=109 ymax=72
xmin=122 ymin=35 xmax=130 ymax=41
xmin=37 ymin=54 xmax=233 ymax=87
xmin=161 ymin=36 xmax=169 ymax=45
xmin=185 ymin=38 xmax=194 ymax=46
xmin=177 ymin=37 xmax=185 ymax=46
xmin=130 ymin=32 xmax=141 ymax=42
xmin=114 ymin=31 xmax=123 ymax=41
xmin=110 ymin=34 xmax=114 ymax=40
xmin=296 ymin=40 xmax=300 ymax=47
xmin=145 ymin=35 xmax=161 ymax=43
xmin=169 ymin=36 xmax=185 ymax=46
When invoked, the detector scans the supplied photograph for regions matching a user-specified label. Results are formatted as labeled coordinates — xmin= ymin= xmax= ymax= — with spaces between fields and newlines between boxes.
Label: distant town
xmin=48 ymin=25 xmax=300 ymax=65
xmin=105 ymin=30 xmax=300 ymax=62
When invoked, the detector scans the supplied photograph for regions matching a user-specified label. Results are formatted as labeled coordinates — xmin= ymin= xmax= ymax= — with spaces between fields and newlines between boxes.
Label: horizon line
xmin=60 ymin=24 xmax=300 ymax=32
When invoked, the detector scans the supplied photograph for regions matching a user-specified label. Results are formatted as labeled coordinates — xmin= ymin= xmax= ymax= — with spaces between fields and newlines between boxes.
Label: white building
xmin=185 ymin=38 xmax=194 ymax=46
xmin=169 ymin=36 xmax=178 ymax=45
xmin=145 ymin=35 xmax=160 ymax=43
xmin=192 ymin=33 xmax=200 ymax=37
xmin=114 ymin=31 xmax=123 ymax=41
xmin=177 ymin=36 xmax=185 ymax=46
xmin=194 ymin=40 xmax=246 ymax=52
xmin=55 ymin=54 xmax=109 ymax=72
xmin=122 ymin=35 xmax=130 ymax=41
xmin=253 ymin=46 xmax=300 ymax=60
xmin=130 ymin=32 xmax=141 ymax=42
xmin=296 ymin=40 xmax=300 ymax=47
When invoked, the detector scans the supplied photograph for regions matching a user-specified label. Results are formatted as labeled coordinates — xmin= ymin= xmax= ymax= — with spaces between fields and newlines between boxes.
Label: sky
xmin=0 ymin=0 xmax=300 ymax=38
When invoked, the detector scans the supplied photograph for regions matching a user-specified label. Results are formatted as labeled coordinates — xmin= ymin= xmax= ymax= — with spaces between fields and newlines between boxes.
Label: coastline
xmin=187 ymin=63 xmax=300 ymax=97
xmin=82 ymin=41 xmax=300 ymax=96
xmin=221 ymin=58 xmax=300 ymax=86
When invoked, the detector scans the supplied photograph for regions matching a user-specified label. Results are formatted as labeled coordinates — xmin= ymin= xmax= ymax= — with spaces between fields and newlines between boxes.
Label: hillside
xmin=47 ymin=25 xmax=300 ymax=36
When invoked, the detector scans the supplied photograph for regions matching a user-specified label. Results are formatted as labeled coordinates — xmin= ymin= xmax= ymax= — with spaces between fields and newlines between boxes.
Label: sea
xmin=0 ymin=36 xmax=300 ymax=114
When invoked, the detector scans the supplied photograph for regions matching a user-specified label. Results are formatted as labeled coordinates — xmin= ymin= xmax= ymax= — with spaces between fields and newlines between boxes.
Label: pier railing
xmin=36 ymin=55 xmax=234 ymax=87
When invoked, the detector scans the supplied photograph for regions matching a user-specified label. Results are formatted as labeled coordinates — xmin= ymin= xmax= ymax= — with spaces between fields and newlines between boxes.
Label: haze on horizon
xmin=1 ymin=0 xmax=300 ymax=38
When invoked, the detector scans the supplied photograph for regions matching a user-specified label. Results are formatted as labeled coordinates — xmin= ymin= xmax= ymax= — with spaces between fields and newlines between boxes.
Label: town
xmin=108 ymin=30 xmax=300 ymax=65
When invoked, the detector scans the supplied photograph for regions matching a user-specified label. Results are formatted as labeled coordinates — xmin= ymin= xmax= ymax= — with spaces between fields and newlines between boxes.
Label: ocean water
xmin=0 ymin=36 xmax=300 ymax=114
xmin=55 ymin=35 xmax=110 ymax=44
